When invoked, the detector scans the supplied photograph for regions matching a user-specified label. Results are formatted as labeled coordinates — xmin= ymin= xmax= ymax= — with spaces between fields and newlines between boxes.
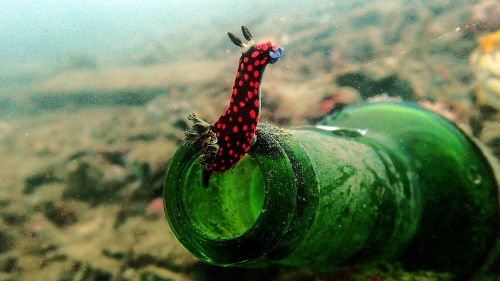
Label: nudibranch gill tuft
xmin=185 ymin=26 xmax=284 ymax=175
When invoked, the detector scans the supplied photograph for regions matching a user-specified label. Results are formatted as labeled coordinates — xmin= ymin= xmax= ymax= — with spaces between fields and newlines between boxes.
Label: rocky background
xmin=0 ymin=0 xmax=499 ymax=280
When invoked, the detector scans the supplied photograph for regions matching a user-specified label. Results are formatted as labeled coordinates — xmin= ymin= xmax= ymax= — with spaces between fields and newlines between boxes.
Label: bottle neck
xmin=164 ymin=121 xmax=418 ymax=265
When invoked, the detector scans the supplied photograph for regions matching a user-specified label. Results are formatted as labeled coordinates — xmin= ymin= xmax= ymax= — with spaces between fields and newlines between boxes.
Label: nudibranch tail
xmin=185 ymin=26 xmax=283 ymax=174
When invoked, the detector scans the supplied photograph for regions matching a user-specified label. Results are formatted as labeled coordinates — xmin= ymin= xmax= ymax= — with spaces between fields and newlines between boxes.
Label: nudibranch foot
xmin=184 ymin=113 xmax=219 ymax=170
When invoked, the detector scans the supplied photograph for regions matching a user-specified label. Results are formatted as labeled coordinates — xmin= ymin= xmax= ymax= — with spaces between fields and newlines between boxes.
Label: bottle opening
xmin=181 ymin=155 xmax=265 ymax=240
xmin=164 ymin=126 xmax=298 ymax=264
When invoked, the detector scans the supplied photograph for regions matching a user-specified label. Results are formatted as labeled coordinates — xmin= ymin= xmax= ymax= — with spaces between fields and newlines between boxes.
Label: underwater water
xmin=0 ymin=0 xmax=499 ymax=280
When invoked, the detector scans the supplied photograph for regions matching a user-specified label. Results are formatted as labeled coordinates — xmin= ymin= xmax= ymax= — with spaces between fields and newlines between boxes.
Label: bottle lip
xmin=164 ymin=125 xmax=297 ymax=265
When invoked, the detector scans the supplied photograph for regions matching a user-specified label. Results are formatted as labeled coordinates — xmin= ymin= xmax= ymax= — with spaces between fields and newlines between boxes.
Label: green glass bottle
xmin=163 ymin=103 xmax=499 ymax=276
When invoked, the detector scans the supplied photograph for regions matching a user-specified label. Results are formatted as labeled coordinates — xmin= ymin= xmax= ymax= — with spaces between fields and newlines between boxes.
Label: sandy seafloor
xmin=0 ymin=0 xmax=499 ymax=280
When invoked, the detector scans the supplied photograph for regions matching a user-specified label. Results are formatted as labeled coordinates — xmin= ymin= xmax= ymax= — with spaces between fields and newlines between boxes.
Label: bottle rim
xmin=164 ymin=127 xmax=297 ymax=264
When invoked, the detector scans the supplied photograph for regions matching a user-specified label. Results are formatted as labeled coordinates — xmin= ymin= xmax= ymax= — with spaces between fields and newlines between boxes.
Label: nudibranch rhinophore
xmin=185 ymin=26 xmax=284 ymax=175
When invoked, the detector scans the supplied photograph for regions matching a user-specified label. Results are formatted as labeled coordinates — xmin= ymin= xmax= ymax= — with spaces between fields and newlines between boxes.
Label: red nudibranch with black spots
xmin=184 ymin=26 xmax=284 ymax=175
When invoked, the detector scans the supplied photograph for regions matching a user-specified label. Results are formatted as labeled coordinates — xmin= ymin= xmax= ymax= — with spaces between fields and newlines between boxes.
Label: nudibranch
xmin=185 ymin=26 xmax=284 ymax=175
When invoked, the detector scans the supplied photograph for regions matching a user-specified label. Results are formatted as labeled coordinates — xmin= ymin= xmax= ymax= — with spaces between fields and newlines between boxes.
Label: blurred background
xmin=0 ymin=0 xmax=499 ymax=280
